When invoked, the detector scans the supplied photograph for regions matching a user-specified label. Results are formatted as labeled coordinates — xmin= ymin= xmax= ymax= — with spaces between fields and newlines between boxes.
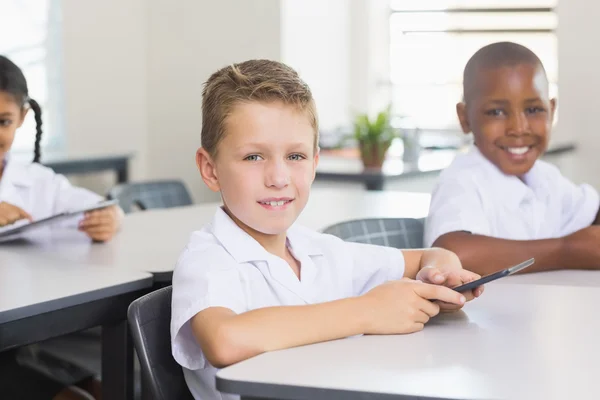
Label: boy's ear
xmin=18 ymin=107 xmax=29 ymax=128
xmin=549 ymin=98 xmax=557 ymax=122
xmin=196 ymin=147 xmax=220 ymax=192
xmin=310 ymin=147 xmax=320 ymax=182
xmin=456 ymin=102 xmax=471 ymax=134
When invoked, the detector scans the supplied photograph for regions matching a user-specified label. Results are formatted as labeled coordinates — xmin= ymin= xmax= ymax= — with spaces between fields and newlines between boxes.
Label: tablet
xmin=0 ymin=199 xmax=119 ymax=238
xmin=452 ymin=258 xmax=535 ymax=293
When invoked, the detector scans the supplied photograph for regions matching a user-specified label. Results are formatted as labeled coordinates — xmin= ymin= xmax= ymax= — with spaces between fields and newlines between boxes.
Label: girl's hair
xmin=0 ymin=55 xmax=43 ymax=163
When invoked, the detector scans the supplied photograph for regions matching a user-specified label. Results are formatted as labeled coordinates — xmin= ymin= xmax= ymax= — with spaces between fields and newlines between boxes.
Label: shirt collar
xmin=468 ymin=145 xmax=549 ymax=209
xmin=210 ymin=207 xmax=324 ymax=264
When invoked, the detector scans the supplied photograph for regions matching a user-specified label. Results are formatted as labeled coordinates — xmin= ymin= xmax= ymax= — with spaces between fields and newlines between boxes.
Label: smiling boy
xmin=425 ymin=41 xmax=600 ymax=274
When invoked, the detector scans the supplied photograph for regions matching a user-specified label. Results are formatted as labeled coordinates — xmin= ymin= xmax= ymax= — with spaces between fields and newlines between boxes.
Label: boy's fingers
xmin=414 ymin=283 xmax=466 ymax=305
xmin=419 ymin=267 xmax=446 ymax=284
xmin=81 ymin=226 xmax=113 ymax=234
xmin=80 ymin=215 xmax=113 ymax=227
xmin=413 ymin=310 xmax=431 ymax=324
xmin=417 ymin=298 xmax=440 ymax=317
xmin=459 ymin=270 xmax=481 ymax=282
xmin=474 ymin=285 xmax=485 ymax=297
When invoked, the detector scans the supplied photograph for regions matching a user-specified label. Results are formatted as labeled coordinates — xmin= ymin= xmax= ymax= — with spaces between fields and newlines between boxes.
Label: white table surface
xmin=0 ymin=188 xmax=431 ymax=275
xmin=0 ymin=249 xmax=152 ymax=323
xmin=3 ymin=188 xmax=600 ymax=287
xmin=217 ymin=283 xmax=600 ymax=400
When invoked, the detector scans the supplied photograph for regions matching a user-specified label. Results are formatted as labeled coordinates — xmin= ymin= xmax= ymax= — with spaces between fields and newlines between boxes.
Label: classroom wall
xmin=556 ymin=0 xmax=599 ymax=187
xmin=61 ymin=0 xmax=282 ymax=202
xmin=145 ymin=0 xmax=282 ymax=202
xmin=281 ymin=0 xmax=350 ymax=131
xmin=61 ymin=0 xmax=148 ymax=188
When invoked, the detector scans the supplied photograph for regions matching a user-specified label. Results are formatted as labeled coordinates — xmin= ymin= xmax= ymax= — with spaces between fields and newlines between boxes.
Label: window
xmin=0 ymin=0 xmax=64 ymax=153
xmin=389 ymin=0 xmax=557 ymax=131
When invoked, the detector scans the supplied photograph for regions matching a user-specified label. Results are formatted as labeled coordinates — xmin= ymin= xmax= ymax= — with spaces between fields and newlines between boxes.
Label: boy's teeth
xmin=267 ymin=200 xmax=285 ymax=206
xmin=507 ymin=146 xmax=529 ymax=155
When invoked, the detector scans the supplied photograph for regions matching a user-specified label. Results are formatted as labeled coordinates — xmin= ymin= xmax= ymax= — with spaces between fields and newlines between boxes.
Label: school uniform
xmin=171 ymin=207 xmax=407 ymax=400
xmin=0 ymin=153 xmax=103 ymax=227
xmin=424 ymin=146 xmax=599 ymax=247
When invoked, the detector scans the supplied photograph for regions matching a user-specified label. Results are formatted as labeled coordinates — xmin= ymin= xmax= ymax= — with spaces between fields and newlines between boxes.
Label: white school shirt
xmin=424 ymin=146 xmax=599 ymax=247
xmin=171 ymin=207 xmax=406 ymax=400
xmin=0 ymin=154 xmax=103 ymax=230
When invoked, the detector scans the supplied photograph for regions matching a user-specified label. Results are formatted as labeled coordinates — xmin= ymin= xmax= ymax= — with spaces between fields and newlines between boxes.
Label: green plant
xmin=353 ymin=106 xmax=399 ymax=168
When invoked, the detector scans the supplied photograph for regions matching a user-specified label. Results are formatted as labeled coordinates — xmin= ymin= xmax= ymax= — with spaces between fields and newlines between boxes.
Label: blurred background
xmin=1 ymin=0 xmax=593 ymax=199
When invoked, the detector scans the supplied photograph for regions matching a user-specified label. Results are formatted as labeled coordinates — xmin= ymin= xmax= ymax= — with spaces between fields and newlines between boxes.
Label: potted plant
xmin=353 ymin=106 xmax=398 ymax=169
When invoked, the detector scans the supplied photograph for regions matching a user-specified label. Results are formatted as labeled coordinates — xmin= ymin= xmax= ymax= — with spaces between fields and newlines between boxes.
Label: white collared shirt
xmin=0 ymin=154 xmax=102 ymax=228
xmin=424 ymin=146 xmax=599 ymax=247
xmin=171 ymin=207 xmax=406 ymax=400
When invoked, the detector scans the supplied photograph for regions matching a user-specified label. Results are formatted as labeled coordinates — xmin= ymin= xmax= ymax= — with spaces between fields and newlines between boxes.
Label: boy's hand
xmin=0 ymin=202 xmax=32 ymax=226
xmin=416 ymin=248 xmax=484 ymax=312
xmin=360 ymin=278 xmax=466 ymax=334
xmin=78 ymin=205 xmax=124 ymax=242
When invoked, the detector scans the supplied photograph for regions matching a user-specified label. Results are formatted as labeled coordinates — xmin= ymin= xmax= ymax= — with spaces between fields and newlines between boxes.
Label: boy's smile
xmin=457 ymin=63 xmax=556 ymax=177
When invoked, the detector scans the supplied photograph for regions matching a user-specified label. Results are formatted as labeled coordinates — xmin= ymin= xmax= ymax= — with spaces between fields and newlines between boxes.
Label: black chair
xmin=108 ymin=180 xmax=193 ymax=213
xmin=322 ymin=217 xmax=425 ymax=249
xmin=128 ymin=286 xmax=194 ymax=400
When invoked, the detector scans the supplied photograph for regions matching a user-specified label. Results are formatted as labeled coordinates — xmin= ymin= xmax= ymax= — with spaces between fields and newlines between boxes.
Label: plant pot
xmin=359 ymin=140 xmax=392 ymax=170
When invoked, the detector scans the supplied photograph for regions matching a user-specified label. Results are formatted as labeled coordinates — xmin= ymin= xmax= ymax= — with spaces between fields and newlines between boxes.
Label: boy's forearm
xmin=205 ymin=297 xmax=369 ymax=367
xmin=433 ymin=232 xmax=570 ymax=275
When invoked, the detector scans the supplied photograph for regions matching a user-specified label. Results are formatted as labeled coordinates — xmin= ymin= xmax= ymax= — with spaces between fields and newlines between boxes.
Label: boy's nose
xmin=265 ymin=161 xmax=290 ymax=188
xmin=507 ymin=111 xmax=530 ymax=135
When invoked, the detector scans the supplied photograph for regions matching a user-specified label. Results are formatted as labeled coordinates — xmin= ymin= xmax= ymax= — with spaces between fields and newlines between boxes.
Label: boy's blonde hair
xmin=201 ymin=59 xmax=319 ymax=158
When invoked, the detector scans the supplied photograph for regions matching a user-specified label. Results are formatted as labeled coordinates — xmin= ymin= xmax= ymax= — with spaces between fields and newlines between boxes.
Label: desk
xmin=13 ymin=152 xmax=133 ymax=183
xmin=0 ymin=250 xmax=153 ymax=400
xmin=0 ymin=189 xmax=431 ymax=281
xmin=217 ymin=283 xmax=600 ymax=399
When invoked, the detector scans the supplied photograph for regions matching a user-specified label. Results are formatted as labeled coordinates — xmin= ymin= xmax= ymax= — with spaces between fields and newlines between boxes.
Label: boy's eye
xmin=0 ymin=119 xmax=12 ymax=127
xmin=525 ymin=106 xmax=546 ymax=114
xmin=288 ymin=153 xmax=306 ymax=161
xmin=484 ymin=109 xmax=506 ymax=117
xmin=244 ymin=154 xmax=263 ymax=161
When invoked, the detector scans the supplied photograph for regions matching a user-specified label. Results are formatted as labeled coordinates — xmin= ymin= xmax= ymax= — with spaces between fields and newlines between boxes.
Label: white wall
xmin=556 ymin=0 xmax=599 ymax=187
xmin=146 ymin=0 xmax=282 ymax=202
xmin=281 ymin=0 xmax=350 ymax=131
xmin=62 ymin=0 xmax=148 ymax=183
xmin=61 ymin=0 xmax=282 ymax=201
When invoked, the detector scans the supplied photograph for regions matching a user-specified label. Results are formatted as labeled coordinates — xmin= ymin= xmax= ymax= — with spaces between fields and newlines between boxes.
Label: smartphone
xmin=452 ymin=258 xmax=535 ymax=293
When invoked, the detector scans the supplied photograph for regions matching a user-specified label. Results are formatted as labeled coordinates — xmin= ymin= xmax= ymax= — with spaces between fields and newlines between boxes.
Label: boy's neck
xmin=222 ymin=206 xmax=289 ymax=258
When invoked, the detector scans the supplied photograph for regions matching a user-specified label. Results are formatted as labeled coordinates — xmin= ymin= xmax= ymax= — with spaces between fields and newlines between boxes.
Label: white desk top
xmin=0 ymin=189 xmax=431 ymax=276
xmin=217 ymin=283 xmax=600 ymax=400
xmin=3 ymin=188 xmax=600 ymax=288
xmin=0 ymin=249 xmax=152 ymax=323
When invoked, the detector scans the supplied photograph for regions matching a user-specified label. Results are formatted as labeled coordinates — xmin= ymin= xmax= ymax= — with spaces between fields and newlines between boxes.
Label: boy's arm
xmin=433 ymin=229 xmax=600 ymax=275
xmin=191 ymin=281 xmax=466 ymax=368
xmin=593 ymin=207 xmax=600 ymax=225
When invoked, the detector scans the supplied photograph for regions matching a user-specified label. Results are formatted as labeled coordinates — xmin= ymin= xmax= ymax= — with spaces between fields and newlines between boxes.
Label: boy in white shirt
xmin=425 ymin=41 xmax=600 ymax=275
xmin=171 ymin=59 xmax=484 ymax=400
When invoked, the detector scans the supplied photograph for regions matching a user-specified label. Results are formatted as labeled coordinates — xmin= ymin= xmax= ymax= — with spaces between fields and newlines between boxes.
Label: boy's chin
xmin=496 ymin=161 xmax=535 ymax=177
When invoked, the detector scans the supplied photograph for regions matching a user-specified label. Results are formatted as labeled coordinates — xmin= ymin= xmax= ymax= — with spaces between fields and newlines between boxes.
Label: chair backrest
xmin=108 ymin=180 xmax=193 ymax=213
xmin=322 ymin=217 xmax=425 ymax=249
xmin=127 ymin=286 xmax=194 ymax=400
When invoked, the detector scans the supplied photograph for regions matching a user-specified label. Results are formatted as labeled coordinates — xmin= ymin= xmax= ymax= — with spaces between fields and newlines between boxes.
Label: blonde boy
xmin=171 ymin=60 xmax=483 ymax=400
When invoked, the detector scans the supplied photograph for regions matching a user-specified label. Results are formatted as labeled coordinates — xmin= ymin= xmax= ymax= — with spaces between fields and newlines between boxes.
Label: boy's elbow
xmin=205 ymin=346 xmax=236 ymax=369
xmin=202 ymin=324 xmax=256 ymax=369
